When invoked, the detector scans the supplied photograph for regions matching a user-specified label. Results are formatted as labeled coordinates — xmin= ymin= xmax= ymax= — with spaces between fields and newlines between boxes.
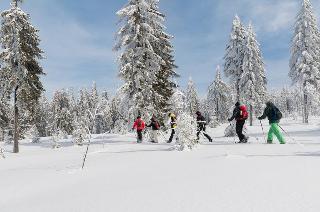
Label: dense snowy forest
xmin=0 ymin=0 xmax=320 ymax=152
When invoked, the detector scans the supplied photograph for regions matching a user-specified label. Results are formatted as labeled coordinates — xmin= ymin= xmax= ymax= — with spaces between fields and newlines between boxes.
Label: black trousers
xmin=168 ymin=129 xmax=175 ymax=142
xmin=197 ymin=126 xmax=212 ymax=141
xmin=236 ymin=120 xmax=246 ymax=141
xmin=197 ymin=131 xmax=212 ymax=141
xmin=137 ymin=130 xmax=143 ymax=142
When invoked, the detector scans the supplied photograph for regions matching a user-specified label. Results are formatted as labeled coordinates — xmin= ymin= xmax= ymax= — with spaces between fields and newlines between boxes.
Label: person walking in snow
xmin=228 ymin=102 xmax=249 ymax=143
xmin=258 ymin=101 xmax=285 ymax=144
xmin=196 ymin=111 xmax=212 ymax=142
xmin=167 ymin=113 xmax=177 ymax=143
xmin=147 ymin=116 xmax=160 ymax=143
xmin=132 ymin=116 xmax=146 ymax=143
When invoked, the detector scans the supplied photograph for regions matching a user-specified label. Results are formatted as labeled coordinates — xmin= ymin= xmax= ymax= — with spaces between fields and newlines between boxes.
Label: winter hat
xmin=235 ymin=102 xmax=240 ymax=107
xmin=137 ymin=116 xmax=141 ymax=119
xmin=196 ymin=111 xmax=201 ymax=115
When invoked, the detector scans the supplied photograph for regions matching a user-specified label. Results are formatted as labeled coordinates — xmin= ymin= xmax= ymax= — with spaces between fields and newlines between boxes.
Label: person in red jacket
xmin=132 ymin=116 xmax=146 ymax=143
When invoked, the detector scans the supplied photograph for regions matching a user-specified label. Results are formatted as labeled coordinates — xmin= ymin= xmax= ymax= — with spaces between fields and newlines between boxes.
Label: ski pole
xmin=82 ymin=129 xmax=92 ymax=169
xmin=259 ymin=120 xmax=267 ymax=143
xmin=82 ymin=139 xmax=91 ymax=169
xmin=278 ymin=124 xmax=302 ymax=146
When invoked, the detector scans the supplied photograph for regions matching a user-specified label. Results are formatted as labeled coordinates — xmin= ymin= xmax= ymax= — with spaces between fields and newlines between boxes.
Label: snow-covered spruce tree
xmin=239 ymin=23 xmax=267 ymax=126
xmin=35 ymin=95 xmax=51 ymax=137
xmin=0 ymin=75 xmax=11 ymax=141
xmin=290 ymin=0 xmax=320 ymax=124
xmin=276 ymin=87 xmax=295 ymax=117
xmin=73 ymin=83 xmax=106 ymax=145
xmin=175 ymin=111 xmax=197 ymax=151
xmin=185 ymin=77 xmax=200 ymax=116
xmin=108 ymin=86 xmax=131 ymax=134
xmin=24 ymin=124 xmax=40 ymax=143
xmin=114 ymin=0 xmax=163 ymax=122
xmin=169 ymin=88 xmax=186 ymax=115
xmin=224 ymin=15 xmax=247 ymax=101
xmin=148 ymin=0 xmax=178 ymax=123
xmin=96 ymin=90 xmax=111 ymax=134
xmin=51 ymin=90 xmax=74 ymax=137
xmin=207 ymin=66 xmax=233 ymax=123
xmin=0 ymin=0 xmax=45 ymax=153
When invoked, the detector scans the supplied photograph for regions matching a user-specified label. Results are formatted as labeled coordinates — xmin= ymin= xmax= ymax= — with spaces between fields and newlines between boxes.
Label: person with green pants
xmin=258 ymin=101 xmax=285 ymax=144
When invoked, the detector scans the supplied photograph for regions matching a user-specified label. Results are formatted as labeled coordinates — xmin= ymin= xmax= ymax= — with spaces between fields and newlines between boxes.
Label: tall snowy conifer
xmin=0 ymin=0 xmax=45 ymax=153
xmin=239 ymin=23 xmax=267 ymax=126
xmin=185 ymin=77 xmax=200 ymax=116
xmin=147 ymin=0 xmax=178 ymax=123
xmin=114 ymin=0 xmax=163 ymax=122
xmin=290 ymin=0 xmax=320 ymax=123
xmin=207 ymin=66 xmax=232 ymax=122
xmin=51 ymin=90 xmax=74 ymax=136
xmin=224 ymin=15 xmax=247 ymax=101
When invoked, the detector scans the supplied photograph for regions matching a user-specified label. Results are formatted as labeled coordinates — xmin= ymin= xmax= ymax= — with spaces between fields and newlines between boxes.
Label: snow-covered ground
xmin=1 ymin=118 xmax=320 ymax=212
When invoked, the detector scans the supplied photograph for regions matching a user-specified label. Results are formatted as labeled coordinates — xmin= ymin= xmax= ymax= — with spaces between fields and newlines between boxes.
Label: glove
xmin=258 ymin=117 xmax=262 ymax=120
xmin=228 ymin=118 xmax=232 ymax=122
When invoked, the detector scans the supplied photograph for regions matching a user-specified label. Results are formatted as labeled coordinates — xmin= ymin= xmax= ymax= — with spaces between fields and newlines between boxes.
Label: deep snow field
xmin=1 ymin=118 xmax=320 ymax=212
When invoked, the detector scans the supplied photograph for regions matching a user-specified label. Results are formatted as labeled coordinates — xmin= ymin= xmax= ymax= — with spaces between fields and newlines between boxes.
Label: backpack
xmin=137 ymin=120 xmax=142 ymax=128
xmin=239 ymin=105 xmax=249 ymax=120
xmin=273 ymin=107 xmax=282 ymax=120
xmin=155 ymin=121 xmax=160 ymax=130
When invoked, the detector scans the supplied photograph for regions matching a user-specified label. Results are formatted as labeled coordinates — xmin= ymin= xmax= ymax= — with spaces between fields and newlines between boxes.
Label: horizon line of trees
xmin=1 ymin=0 xmax=320 ymax=152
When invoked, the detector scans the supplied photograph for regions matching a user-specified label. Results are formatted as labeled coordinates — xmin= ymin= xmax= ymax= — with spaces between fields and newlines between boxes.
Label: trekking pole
xmin=82 ymin=127 xmax=94 ymax=169
xmin=278 ymin=124 xmax=303 ymax=146
xmin=259 ymin=120 xmax=267 ymax=144
xmin=82 ymin=133 xmax=92 ymax=169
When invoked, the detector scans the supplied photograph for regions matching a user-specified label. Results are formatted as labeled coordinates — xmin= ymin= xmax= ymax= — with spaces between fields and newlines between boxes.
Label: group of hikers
xmin=132 ymin=101 xmax=285 ymax=144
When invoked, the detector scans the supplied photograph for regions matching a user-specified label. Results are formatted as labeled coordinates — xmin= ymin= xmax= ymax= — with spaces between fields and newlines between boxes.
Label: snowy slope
xmin=1 ymin=118 xmax=320 ymax=212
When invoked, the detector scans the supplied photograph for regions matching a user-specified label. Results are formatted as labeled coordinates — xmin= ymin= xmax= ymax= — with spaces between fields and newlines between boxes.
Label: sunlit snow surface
xmin=1 ymin=118 xmax=320 ymax=212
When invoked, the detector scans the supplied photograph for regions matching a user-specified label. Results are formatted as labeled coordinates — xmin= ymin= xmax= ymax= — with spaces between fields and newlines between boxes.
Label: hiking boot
xmin=242 ymin=137 xmax=249 ymax=143
xmin=209 ymin=138 xmax=213 ymax=142
xmin=267 ymin=140 xmax=273 ymax=144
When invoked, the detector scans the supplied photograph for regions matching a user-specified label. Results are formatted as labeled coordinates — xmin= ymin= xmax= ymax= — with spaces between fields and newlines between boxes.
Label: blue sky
xmin=1 ymin=0 xmax=319 ymax=97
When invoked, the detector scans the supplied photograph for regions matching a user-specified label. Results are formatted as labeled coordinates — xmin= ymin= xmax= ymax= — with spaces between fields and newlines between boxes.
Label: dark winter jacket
xmin=229 ymin=106 xmax=242 ymax=122
xmin=196 ymin=114 xmax=207 ymax=131
xmin=259 ymin=102 xmax=282 ymax=124
xmin=147 ymin=118 xmax=160 ymax=131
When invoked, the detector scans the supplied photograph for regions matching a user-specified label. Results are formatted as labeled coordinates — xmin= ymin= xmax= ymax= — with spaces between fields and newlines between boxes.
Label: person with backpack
xmin=132 ymin=116 xmax=146 ymax=143
xmin=228 ymin=102 xmax=249 ymax=143
xmin=196 ymin=111 xmax=213 ymax=142
xmin=147 ymin=116 xmax=160 ymax=143
xmin=258 ymin=101 xmax=285 ymax=144
xmin=167 ymin=113 xmax=177 ymax=143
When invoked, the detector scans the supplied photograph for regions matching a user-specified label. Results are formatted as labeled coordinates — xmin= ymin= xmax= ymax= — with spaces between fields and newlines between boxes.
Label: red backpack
xmin=239 ymin=105 xmax=249 ymax=121
xmin=137 ymin=120 xmax=142 ymax=128
xmin=155 ymin=121 xmax=160 ymax=130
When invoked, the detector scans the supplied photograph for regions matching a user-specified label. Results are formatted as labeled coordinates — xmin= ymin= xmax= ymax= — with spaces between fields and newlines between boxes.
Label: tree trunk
xmin=303 ymin=91 xmax=308 ymax=124
xmin=236 ymin=79 xmax=240 ymax=102
xmin=249 ymin=104 xmax=253 ymax=126
xmin=13 ymin=86 xmax=19 ymax=153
